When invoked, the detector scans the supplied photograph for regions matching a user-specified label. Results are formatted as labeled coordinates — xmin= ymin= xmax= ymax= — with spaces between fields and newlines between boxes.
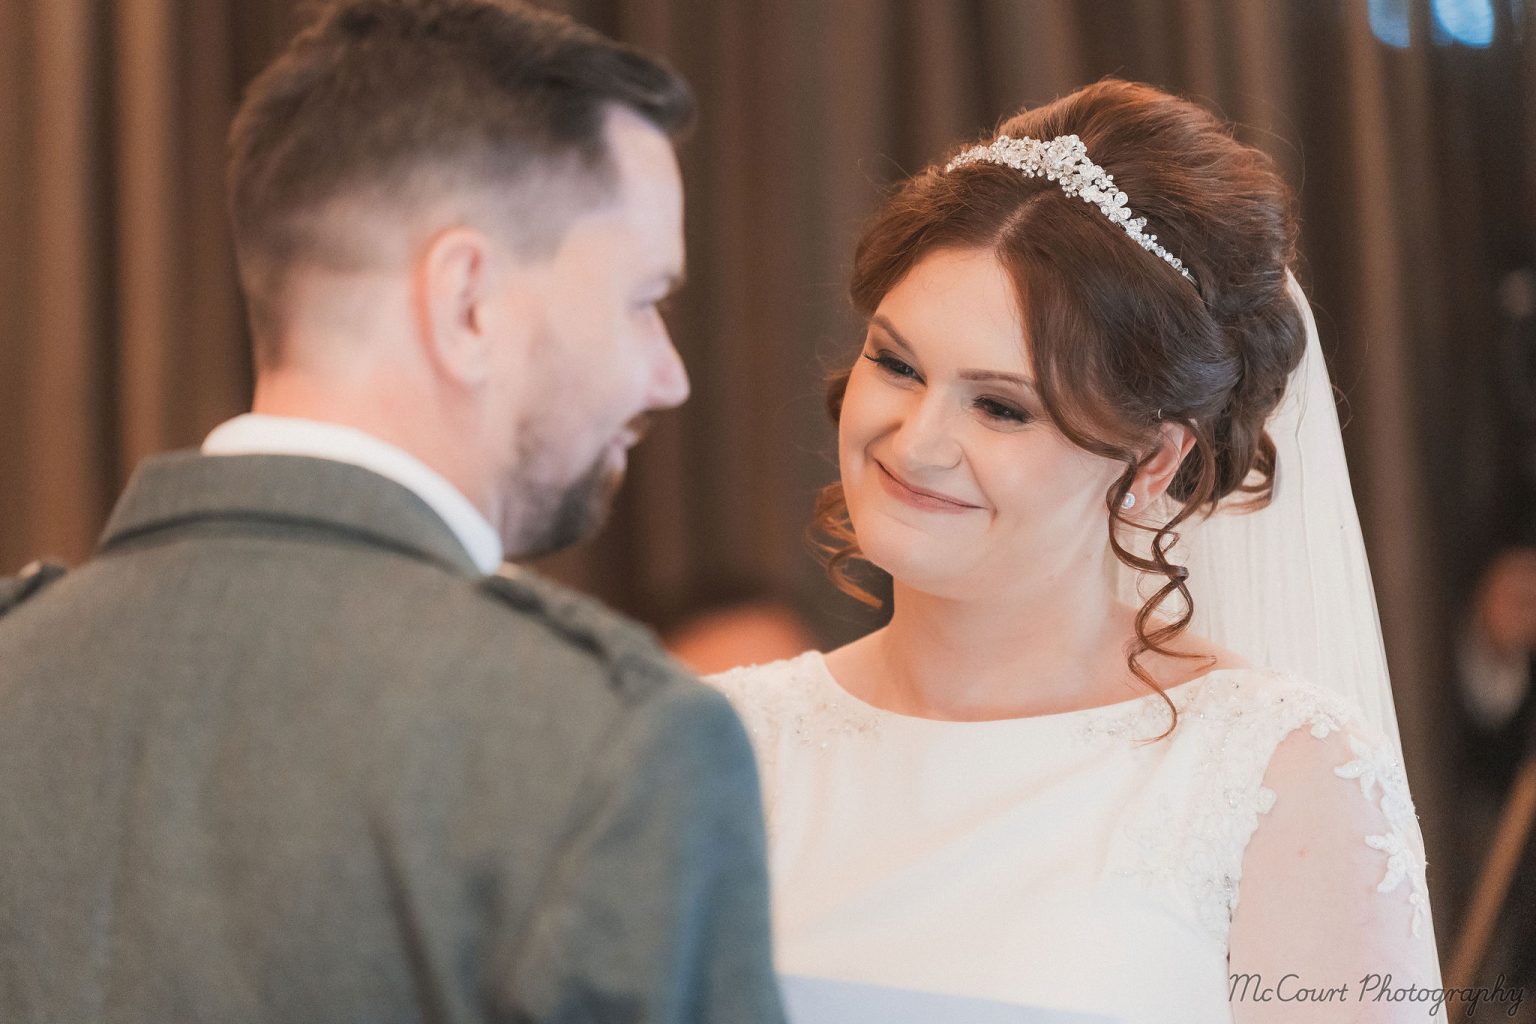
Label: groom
xmin=0 ymin=2 xmax=782 ymax=1022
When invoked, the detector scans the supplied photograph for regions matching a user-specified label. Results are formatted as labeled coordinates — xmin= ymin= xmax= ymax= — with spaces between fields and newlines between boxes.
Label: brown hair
xmin=227 ymin=0 xmax=694 ymax=356
xmin=814 ymin=79 xmax=1304 ymax=737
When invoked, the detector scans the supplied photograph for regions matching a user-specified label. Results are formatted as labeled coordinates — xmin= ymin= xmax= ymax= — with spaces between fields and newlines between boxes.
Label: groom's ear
xmin=415 ymin=225 xmax=499 ymax=389
xmin=1133 ymin=422 xmax=1197 ymax=504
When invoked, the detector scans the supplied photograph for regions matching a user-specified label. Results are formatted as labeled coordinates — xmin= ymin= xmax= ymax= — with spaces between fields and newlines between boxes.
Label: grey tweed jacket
xmin=0 ymin=451 xmax=784 ymax=1024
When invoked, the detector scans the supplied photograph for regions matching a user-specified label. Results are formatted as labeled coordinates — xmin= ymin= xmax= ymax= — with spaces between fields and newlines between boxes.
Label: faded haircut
xmin=226 ymin=0 xmax=694 ymax=357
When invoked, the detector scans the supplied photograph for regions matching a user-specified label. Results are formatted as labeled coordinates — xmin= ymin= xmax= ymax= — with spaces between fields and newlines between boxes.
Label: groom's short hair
xmin=226 ymin=0 xmax=694 ymax=357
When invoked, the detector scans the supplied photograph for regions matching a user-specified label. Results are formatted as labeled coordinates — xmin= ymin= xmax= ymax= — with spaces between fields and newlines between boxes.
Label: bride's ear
xmin=1131 ymin=421 xmax=1196 ymax=505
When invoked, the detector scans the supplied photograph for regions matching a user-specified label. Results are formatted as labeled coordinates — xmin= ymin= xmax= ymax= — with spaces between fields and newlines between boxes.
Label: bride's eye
xmin=863 ymin=351 xmax=920 ymax=382
xmin=976 ymin=397 xmax=1032 ymax=424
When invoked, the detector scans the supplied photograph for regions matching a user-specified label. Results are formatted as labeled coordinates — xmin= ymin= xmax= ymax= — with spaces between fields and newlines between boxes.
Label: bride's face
xmin=839 ymin=247 xmax=1124 ymax=600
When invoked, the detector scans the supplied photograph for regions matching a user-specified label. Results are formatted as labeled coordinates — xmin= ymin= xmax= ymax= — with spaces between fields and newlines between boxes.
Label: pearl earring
xmin=1121 ymin=492 xmax=1137 ymax=510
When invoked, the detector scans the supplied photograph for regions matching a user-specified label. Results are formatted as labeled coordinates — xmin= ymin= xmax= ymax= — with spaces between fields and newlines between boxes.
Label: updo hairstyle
xmin=814 ymin=79 xmax=1306 ymax=725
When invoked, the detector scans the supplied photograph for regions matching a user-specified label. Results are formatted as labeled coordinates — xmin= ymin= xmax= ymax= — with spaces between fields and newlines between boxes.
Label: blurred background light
xmin=1370 ymin=0 xmax=1414 ymax=47
xmin=1432 ymin=0 xmax=1497 ymax=45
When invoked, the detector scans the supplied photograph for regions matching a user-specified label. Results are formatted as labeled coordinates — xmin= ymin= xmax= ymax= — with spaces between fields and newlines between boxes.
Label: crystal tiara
xmin=944 ymin=133 xmax=1196 ymax=287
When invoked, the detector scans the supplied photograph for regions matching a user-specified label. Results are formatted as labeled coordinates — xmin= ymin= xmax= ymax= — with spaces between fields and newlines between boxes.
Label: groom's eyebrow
xmin=869 ymin=314 xmax=1036 ymax=391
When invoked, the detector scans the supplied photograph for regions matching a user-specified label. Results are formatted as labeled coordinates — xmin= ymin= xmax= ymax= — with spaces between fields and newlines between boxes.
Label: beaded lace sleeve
xmin=1223 ymin=684 xmax=1445 ymax=1023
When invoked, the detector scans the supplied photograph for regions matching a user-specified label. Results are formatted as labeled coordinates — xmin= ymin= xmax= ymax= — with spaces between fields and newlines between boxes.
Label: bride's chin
xmin=860 ymin=544 xmax=975 ymax=600
xmin=849 ymin=508 xmax=985 ymax=586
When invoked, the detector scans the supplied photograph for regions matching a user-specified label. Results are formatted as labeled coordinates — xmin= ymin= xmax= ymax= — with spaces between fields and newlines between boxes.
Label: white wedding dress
xmin=708 ymin=651 xmax=1446 ymax=1023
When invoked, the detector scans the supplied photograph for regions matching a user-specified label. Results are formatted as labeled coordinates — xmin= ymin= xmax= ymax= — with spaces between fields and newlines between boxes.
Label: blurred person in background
xmin=0 ymin=2 xmax=783 ymax=1022
xmin=658 ymin=576 xmax=822 ymax=675
xmin=1456 ymin=264 xmax=1536 ymax=993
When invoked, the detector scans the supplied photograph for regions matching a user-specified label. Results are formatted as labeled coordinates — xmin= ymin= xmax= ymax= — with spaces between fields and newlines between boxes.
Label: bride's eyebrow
xmin=867 ymin=315 xmax=917 ymax=355
xmin=869 ymin=314 xmax=1036 ymax=391
xmin=959 ymin=368 xmax=1037 ymax=392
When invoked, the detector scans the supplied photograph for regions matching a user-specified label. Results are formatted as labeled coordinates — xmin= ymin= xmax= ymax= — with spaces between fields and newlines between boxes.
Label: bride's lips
xmin=874 ymin=460 xmax=981 ymax=513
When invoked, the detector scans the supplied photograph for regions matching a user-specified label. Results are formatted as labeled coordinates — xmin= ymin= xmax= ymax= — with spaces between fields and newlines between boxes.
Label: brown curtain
xmin=0 ymin=0 xmax=250 ymax=564
xmin=4 ymin=0 xmax=1533 ymax=945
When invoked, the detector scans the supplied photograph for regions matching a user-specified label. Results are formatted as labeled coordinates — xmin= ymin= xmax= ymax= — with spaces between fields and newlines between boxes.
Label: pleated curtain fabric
xmin=0 ymin=0 xmax=249 ymax=566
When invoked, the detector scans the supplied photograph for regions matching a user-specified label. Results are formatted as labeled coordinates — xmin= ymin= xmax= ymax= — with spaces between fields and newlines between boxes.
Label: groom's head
xmin=227 ymin=0 xmax=694 ymax=558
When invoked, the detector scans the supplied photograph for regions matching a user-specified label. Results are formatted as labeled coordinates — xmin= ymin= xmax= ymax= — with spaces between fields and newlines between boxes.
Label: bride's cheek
xmin=840 ymin=384 xmax=894 ymax=463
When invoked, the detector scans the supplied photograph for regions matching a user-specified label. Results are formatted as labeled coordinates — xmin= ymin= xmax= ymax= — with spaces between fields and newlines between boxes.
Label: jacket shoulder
xmin=476 ymin=567 xmax=684 ymax=703
xmin=0 ymin=561 xmax=67 ymax=618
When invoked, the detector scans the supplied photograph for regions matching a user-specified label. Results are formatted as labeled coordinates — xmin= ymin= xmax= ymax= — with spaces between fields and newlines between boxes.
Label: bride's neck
xmin=851 ymin=574 xmax=1139 ymax=720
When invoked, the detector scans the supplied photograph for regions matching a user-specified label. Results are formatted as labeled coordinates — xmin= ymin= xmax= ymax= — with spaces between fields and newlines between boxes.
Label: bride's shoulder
xmin=1139 ymin=666 xmax=1431 ymax=944
xmin=1184 ymin=665 xmax=1369 ymax=736
xmin=1214 ymin=669 xmax=1431 ymax=936
xmin=1211 ymin=664 xmax=1360 ymax=709
xmin=702 ymin=649 xmax=825 ymax=708
xmin=1159 ymin=626 xmax=1363 ymax=734
xmin=1182 ymin=667 xmax=1405 ymax=790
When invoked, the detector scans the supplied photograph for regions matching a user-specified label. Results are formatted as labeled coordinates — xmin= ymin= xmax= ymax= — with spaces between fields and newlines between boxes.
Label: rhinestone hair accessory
xmin=945 ymin=133 xmax=1196 ymax=286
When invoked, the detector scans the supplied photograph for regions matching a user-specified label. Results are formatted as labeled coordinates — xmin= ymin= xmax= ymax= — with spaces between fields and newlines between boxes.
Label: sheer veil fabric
xmin=1118 ymin=272 xmax=1404 ymax=759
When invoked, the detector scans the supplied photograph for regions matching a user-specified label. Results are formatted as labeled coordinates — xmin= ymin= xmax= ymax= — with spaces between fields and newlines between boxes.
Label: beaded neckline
xmin=804 ymin=649 xmax=1247 ymax=730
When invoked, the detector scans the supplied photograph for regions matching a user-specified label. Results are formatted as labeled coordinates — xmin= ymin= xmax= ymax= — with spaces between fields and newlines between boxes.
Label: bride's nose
xmin=890 ymin=394 xmax=962 ymax=471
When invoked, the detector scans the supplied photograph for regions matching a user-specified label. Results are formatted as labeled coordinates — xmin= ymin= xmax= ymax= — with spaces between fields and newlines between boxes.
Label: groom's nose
xmin=645 ymin=329 xmax=690 ymax=411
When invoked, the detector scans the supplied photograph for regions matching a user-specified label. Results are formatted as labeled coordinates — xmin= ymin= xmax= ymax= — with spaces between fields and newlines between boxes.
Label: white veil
xmin=1117 ymin=272 xmax=1405 ymax=758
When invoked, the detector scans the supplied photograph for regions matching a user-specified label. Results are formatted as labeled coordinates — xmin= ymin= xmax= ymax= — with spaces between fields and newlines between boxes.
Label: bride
xmin=709 ymin=80 xmax=1447 ymax=1022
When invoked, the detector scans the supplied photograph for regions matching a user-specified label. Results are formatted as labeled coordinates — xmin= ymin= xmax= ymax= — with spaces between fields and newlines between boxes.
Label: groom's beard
xmin=503 ymin=448 xmax=624 ymax=561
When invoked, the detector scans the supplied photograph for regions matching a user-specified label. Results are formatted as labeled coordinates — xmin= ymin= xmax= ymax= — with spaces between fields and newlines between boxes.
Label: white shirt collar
xmin=201 ymin=413 xmax=504 ymax=575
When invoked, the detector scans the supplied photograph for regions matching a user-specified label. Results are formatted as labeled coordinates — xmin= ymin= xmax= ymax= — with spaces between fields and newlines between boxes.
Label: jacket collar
xmin=100 ymin=450 xmax=486 ymax=577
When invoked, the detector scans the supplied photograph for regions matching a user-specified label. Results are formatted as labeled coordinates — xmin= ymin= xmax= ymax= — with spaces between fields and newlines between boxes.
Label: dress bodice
xmin=707 ymin=651 xmax=1444 ymax=1023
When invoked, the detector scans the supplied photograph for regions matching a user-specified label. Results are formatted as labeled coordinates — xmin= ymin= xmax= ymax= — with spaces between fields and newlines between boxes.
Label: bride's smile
xmin=838 ymin=246 xmax=1124 ymax=600
xmin=873 ymin=458 xmax=982 ymax=512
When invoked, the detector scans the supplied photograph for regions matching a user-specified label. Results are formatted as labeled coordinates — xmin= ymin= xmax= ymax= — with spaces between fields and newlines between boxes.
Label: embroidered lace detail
xmin=1106 ymin=672 xmax=1428 ymax=945
xmin=1072 ymin=680 xmax=1197 ymax=745
xmin=1105 ymin=673 xmax=1317 ymax=940
xmin=705 ymin=653 xmax=882 ymax=821
xmin=1333 ymin=733 xmax=1433 ymax=937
